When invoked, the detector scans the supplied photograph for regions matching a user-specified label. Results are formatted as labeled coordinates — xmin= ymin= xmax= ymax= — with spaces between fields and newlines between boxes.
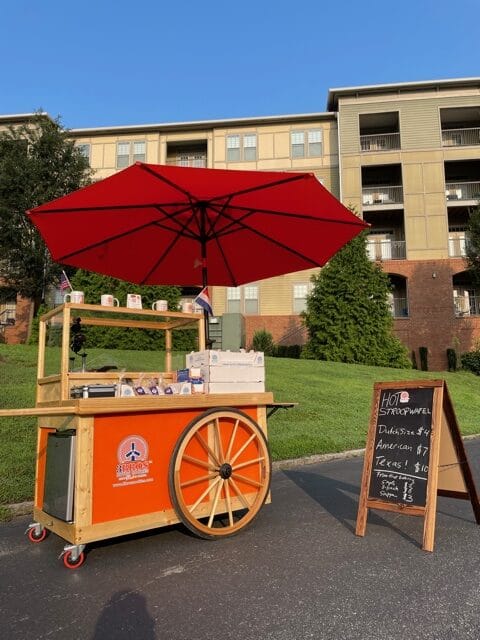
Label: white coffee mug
xmin=126 ymin=293 xmax=142 ymax=309
xmin=101 ymin=294 xmax=120 ymax=307
xmin=152 ymin=300 xmax=168 ymax=311
xmin=181 ymin=301 xmax=194 ymax=314
xmin=64 ymin=290 xmax=84 ymax=304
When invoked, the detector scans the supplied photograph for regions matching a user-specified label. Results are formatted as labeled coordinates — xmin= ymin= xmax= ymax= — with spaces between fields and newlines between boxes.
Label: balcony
xmin=442 ymin=127 xmax=480 ymax=147
xmin=360 ymin=133 xmax=400 ymax=152
xmin=448 ymin=235 xmax=469 ymax=258
xmin=362 ymin=185 xmax=403 ymax=207
xmin=367 ymin=239 xmax=406 ymax=261
xmin=445 ymin=181 xmax=480 ymax=203
xmin=454 ymin=295 xmax=480 ymax=317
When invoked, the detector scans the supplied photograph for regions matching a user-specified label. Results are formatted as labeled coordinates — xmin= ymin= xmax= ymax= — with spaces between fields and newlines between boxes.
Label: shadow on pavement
xmin=284 ymin=469 xmax=421 ymax=548
xmin=92 ymin=590 xmax=156 ymax=639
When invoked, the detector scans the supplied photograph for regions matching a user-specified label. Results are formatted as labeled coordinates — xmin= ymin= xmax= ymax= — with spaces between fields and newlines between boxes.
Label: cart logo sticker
xmin=114 ymin=435 xmax=153 ymax=487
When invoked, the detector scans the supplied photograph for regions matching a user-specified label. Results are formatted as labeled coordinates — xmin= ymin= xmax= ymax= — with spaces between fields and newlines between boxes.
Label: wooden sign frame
xmin=356 ymin=380 xmax=480 ymax=551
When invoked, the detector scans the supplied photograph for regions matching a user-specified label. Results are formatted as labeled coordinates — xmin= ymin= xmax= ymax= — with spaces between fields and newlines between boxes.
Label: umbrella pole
xmin=200 ymin=205 xmax=210 ymax=349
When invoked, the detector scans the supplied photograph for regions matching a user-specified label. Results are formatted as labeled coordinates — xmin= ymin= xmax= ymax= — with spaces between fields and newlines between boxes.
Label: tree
xmin=0 ymin=113 xmax=92 ymax=309
xmin=68 ymin=270 xmax=194 ymax=351
xmin=302 ymin=230 xmax=411 ymax=368
xmin=466 ymin=204 xmax=480 ymax=284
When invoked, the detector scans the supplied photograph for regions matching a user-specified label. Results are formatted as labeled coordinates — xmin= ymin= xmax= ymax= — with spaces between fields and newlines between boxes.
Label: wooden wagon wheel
xmin=169 ymin=407 xmax=271 ymax=539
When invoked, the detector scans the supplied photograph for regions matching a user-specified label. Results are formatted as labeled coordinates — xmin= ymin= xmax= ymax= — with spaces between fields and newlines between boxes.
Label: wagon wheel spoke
xmin=214 ymin=417 xmax=225 ymax=463
xmin=225 ymin=418 xmax=239 ymax=463
xmin=232 ymin=456 xmax=265 ymax=472
xmin=180 ymin=473 xmax=218 ymax=489
xmin=228 ymin=476 xmax=252 ymax=510
xmin=230 ymin=433 xmax=257 ymax=465
xmin=189 ymin=476 xmax=222 ymax=514
xmin=231 ymin=472 xmax=263 ymax=489
xmin=224 ymin=477 xmax=234 ymax=527
xmin=182 ymin=454 xmax=218 ymax=472
xmin=207 ymin=480 xmax=224 ymax=528
xmin=194 ymin=431 xmax=221 ymax=467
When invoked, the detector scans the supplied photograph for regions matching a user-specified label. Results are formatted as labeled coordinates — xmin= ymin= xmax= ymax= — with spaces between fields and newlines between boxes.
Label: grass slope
xmin=1 ymin=344 xmax=480 ymax=515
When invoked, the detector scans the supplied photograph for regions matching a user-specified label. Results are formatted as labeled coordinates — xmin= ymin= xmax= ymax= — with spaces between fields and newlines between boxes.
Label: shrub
xmin=273 ymin=344 xmax=302 ymax=359
xmin=252 ymin=329 xmax=275 ymax=355
xmin=419 ymin=346 xmax=428 ymax=371
xmin=461 ymin=350 xmax=480 ymax=375
xmin=446 ymin=348 xmax=457 ymax=372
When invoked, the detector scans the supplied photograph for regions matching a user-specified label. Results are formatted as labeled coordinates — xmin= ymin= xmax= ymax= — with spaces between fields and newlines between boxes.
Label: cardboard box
xmin=186 ymin=349 xmax=264 ymax=368
xmin=200 ymin=365 xmax=265 ymax=383
xmin=206 ymin=381 xmax=265 ymax=394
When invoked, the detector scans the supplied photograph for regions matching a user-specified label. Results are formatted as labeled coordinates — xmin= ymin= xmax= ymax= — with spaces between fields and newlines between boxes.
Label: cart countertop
xmin=0 ymin=392 xmax=275 ymax=418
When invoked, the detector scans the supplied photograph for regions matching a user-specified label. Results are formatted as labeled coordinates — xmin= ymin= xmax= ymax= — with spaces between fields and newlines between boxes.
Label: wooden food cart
xmin=1 ymin=303 xmax=275 ymax=569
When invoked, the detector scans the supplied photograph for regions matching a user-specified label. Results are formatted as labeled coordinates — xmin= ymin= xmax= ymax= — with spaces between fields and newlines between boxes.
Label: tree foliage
xmin=69 ymin=270 xmax=196 ymax=351
xmin=0 ymin=113 xmax=92 ymax=305
xmin=302 ymin=231 xmax=411 ymax=368
xmin=466 ymin=204 xmax=480 ymax=284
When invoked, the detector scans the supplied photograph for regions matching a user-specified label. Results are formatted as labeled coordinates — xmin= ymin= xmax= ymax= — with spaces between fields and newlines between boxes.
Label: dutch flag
xmin=195 ymin=287 xmax=213 ymax=316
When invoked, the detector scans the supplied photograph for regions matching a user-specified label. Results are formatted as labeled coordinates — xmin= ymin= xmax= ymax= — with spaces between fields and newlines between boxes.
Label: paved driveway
xmin=2 ymin=440 xmax=480 ymax=640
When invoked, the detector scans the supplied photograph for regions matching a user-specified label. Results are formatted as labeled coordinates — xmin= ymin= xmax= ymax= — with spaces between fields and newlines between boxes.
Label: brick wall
xmin=245 ymin=315 xmax=306 ymax=349
xmin=2 ymin=295 xmax=33 ymax=344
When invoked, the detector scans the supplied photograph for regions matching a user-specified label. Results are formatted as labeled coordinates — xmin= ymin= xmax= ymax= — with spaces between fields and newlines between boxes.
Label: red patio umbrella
xmin=28 ymin=162 xmax=367 ymax=290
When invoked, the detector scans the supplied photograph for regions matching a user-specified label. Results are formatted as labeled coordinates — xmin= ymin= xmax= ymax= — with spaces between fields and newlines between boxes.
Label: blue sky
xmin=2 ymin=0 xmax=478 ymax=129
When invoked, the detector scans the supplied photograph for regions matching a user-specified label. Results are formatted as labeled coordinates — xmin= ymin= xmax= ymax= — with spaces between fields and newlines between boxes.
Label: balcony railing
xmin=165 ymin=156 xmax=207 ymax=168
xmin=367 ymin=239 xmax=406 ymax=261
xmin=390 ymin=297 xmax=409 ymax=318
xmin=442 ymin=127 xmax=480 ymax=147
xmin=454 ymin=295 xmax=480 ymax=317
xmin=445 ymin=181 xmax=480 ymax=202
xmin=360 ymin=132 xmax=401 ymax=152
xmin=362 ymin=185 xmax=403 ymax=206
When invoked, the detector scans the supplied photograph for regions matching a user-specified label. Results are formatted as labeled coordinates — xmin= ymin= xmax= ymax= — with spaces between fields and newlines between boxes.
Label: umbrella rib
xmin=54 ymin=219 xmax=165 ymax=262
xmin=140 ymin=208 xmax=199 ymax=284
xmin=138 ymin=162 xmax=199 ymax=201
xmin=206 ymin=204 xmax=329 ymax=268
xmin=206 ymin=173 xmax=308 ymax=204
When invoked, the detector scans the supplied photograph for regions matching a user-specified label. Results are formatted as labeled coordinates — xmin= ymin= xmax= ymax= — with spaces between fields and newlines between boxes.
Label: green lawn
xmin=1 ymin=344 xmax=480 ymax=518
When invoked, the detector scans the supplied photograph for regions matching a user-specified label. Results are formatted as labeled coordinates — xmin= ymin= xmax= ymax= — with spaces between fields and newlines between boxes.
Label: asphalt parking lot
xmin=2 ymin=440 xmax=480 ymax=640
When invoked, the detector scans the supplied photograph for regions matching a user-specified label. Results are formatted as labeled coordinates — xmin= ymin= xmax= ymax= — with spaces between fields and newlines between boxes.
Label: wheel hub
xmin=219 ymin=462 xmax=233 ymax=479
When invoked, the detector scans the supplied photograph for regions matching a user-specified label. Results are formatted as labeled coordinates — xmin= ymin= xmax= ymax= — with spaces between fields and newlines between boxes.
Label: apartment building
xmin=1 ymin=78 xmax=480 ymax=369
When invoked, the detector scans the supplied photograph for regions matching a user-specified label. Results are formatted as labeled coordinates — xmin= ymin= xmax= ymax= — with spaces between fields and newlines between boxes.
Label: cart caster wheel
xmin=27 ymin=526 xmax=47 ymax=543
xmin=62 ymin=550 xmax=85 ymax=570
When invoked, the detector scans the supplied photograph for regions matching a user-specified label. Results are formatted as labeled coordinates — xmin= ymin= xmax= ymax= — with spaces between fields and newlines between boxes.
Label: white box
xmin=207 ymin=381 xmax=265 ymax=394
xmin=186 ymin=349 xmax=264 ymax=368
xmin=200 ymin=365 xmax=265 ymax=383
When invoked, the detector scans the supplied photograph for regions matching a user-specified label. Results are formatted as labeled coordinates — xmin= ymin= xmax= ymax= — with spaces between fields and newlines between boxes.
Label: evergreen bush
xmin=419 ymin=346 xmax=428 ymax=371
xmin=302 ymin=230 xmax=411 ymax=368
xmin=446 ymin=348 xmax=457 ymax=372
xmin=252 ymin=329 xmax=275 ymax=355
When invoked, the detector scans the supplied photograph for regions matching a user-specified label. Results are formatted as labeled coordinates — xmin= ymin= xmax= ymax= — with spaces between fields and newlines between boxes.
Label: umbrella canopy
xmin=28 ymin=163 xmax=368 ymax=288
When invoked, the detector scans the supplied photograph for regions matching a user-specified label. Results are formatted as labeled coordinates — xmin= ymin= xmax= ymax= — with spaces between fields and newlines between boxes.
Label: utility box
xmin=221 ymin=313 xmax=245 ymax=351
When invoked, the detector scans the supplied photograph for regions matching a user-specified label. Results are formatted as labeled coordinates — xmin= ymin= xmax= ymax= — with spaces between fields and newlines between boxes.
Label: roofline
xmin=69 ymin=111 xmax=334 ymax=137
xmin=0 ymin=112 xmax=52 ymax=124
xmin=327 ymin=77 xmax=480 ymax=110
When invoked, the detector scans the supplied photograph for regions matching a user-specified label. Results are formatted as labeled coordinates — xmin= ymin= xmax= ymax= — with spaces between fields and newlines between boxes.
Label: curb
xmin=6 ymin=435 xmax=480 ymax=517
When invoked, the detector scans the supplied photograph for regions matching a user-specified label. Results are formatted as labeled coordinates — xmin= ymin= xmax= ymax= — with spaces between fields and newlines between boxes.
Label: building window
xmin=76 ymin=143 xmax=91 ymax=164
xmin=226 ymin=286 xmax=259 ymax=313
xmin=226 ymin=134 xmax=257 ymax=162
xmin=116 ymin=141 xmax=146 ymax=168
xmin=227 ymin=287 xmax=241 ymax=313
xmin=244 ymin=286 xmax=258 ymax=314
xmin=293 ymin=283 xmax=311 ymax=314
xmin=0 ymin=288 xmax=16 ymax=325
xmin=291 ymin=129 xmax=323 ymax=158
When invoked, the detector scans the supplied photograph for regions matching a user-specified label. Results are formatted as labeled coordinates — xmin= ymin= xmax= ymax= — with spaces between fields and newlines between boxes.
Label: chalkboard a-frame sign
xmin=356 ymin=380 xmax=480 ymax=551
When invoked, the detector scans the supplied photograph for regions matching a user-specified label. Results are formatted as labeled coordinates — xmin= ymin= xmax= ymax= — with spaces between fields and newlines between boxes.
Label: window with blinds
xmin=226 ymin=133 xmax=256 ymax=162
xmin=291 ymin=129 xmax=323 ymax=158
xmin=116 ymin=141 xmax=146 ymax=168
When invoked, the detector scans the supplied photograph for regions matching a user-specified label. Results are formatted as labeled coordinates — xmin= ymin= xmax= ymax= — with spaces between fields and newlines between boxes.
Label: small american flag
xmin=60 ymin=270 xmax=72 ymax=292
